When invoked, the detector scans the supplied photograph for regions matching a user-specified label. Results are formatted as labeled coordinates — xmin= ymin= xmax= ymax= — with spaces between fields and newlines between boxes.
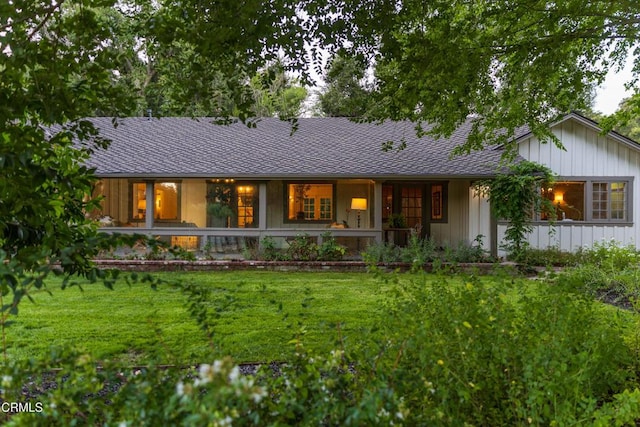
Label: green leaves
xmin=476 ymin=161 xmax=555 ymax=257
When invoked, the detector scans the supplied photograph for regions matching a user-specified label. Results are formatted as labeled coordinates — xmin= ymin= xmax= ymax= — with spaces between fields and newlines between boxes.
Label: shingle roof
xmin=83 ymin=117 xmax=508 ymax=179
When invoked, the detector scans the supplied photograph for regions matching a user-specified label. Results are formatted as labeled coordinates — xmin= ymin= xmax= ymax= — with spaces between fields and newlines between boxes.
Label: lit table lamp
xmin=350 ymin=198 xmax=367 ymax=228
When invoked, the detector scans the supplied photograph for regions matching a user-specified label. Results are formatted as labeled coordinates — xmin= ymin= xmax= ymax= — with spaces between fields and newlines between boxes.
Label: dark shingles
xmin=84 ymin=117 xmax=509 ymax=178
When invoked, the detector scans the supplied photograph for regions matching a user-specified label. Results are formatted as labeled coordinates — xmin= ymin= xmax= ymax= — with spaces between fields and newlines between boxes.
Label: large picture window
xmin=540 ymin=179 xmax=631 ymax=223
xmin=286 ymin=183 xmax=335 ymax=222
xmin=132 ymin=181 xmax=180 ymax=222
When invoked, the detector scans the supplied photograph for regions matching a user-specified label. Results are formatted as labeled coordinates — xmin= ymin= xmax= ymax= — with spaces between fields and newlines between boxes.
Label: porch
xmin=93 ymin=177 xmax=490 ymax=257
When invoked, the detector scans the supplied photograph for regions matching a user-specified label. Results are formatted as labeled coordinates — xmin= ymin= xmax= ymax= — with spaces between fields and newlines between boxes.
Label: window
xmin=431 ymin=184 xmax=443 ymax=220
xmin=207 ymin=180 xmax=259 ymax=228
xmin=286 ymin=183 xmax=334 ymax=222
xmin=382 ymin=182 xmax=448 ymax=224
xmin=132 ymin=182 xmax=180 ymax=222
xmin=539 ymin=179 xmax=631 ymax=222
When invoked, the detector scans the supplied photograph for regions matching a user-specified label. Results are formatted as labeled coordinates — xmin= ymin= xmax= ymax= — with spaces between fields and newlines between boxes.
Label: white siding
xmin=498 ymin=117 xmax=640 ymax=254
xmin=431 ymin=180 xmax=471 ymax=245
xmin=468 ymin=186 xmax=492 ymax=251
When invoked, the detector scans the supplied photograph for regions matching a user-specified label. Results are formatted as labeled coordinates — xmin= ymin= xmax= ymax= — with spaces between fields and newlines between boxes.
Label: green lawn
xmin=6 ymin=271 xmax=393 ymax=365
xmin=7 ymin=270 xmax=629 ymax=367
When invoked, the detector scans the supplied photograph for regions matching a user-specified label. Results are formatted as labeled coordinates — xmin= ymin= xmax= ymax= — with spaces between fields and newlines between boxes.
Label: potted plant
xmin=386 ymin=213 xmax=407 ymax=229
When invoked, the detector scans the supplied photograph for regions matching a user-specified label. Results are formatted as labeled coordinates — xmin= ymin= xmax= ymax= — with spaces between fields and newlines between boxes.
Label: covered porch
xmin=92 ymin=177 xmax=491 ymax=258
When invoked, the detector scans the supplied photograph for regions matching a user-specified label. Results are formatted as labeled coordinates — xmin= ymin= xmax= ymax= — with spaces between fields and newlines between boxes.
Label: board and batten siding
xmin=497 ymin=117 xmax=640 ymax=254
xmin=431 ymin=180 xmax=475 ymax=246
xmin=468 ymin=185 xmax=492 ymax=252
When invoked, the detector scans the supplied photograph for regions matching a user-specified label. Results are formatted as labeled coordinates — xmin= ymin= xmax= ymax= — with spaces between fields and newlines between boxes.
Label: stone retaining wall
xmin=93 ymin=259 xmax=504 ymax=274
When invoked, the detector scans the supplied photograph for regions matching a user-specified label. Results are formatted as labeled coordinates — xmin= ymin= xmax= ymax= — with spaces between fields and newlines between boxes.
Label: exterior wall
xmin=430 ymin=180 xmax=471 ymax=245
xmin=181 ymin=179 xmax=207 ymax=227
xmin=497 ymin=118 xmax=640 ymax=253
xmin=468 ymin=185 xmax=492 ymax=251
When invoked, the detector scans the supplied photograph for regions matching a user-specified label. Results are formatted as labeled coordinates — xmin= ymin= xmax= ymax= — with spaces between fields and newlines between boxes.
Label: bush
xmin=509 ymin=245 xmax=580 ymax=267
xmin=317 ymin=232 xmax=346 ymax=261
xmin=366 ymin=274 xmax=639 ymax=426
xmin=554 ymin=240 xmax=640 ymax=308
xmin=257 ymin=234 xmax=346 ymax=261
xmin=574 ymin=239 xmax=640 ymax=270
xmin=363 ymin=234 xmax=492 ymax=268
xmin=441 ymin=235 xmax=491 ymax=264
xmin=285 ymin=234 xmax=319 ymax=261
xmin=361 ymin=241 xmax=402 ymax=264
xmin=258 ymin=236 xmax=288 ymax=261
xmin=399 ymin=231 xmax=438 ymax=270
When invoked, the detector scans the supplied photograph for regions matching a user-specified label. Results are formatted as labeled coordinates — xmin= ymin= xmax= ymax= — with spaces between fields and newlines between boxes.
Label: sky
xmin=594 ymin=57 xmax=636 ymax=115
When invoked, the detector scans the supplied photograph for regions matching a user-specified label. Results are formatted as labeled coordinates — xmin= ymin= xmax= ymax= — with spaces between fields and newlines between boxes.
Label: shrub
xmin=317 ymin=232 xmax=346 ymax=261
xmin=574 ymin=239 xmax=640 ymax=270
xmin=258 ymin=236 xmax=289 ymax=261
xmin=441 ymin=235 xmax=491 ymax=263
xmin=554 ymin=240 xmax=640 ymax=308
xmin=361 ymin=241 xmax=402 ymax=264
xmin=509 ymin=245 xmax=580 ymax=267
xmin=285 ymin=234 xmax=318 ymax=261
xmin=257 ymin=234 xmax=346 ymax=261
xmin=367 ymin=274 xmax=639 ymax=426
xmin=399 ymin=231 xmax=437 ymax=270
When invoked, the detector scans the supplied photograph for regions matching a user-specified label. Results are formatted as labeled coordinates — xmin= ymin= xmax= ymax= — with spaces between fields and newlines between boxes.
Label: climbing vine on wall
xmin=475 ymin=161 xmax=555 ymax=259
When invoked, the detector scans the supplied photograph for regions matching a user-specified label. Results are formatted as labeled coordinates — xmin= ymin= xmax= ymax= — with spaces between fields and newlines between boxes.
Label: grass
xmin=5 ymin=271 xmax=392 ymax=365
xmin=6 ymin=269 xmax=635 ymax=367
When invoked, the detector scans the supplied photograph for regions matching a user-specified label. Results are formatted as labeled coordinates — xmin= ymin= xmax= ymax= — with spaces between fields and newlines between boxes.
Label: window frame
xmin=283 ymin=181 xmax=336 ymax=224
xmin=129 ymin=180 xmax=182 ymax=224
xmin=534 ymin=177 xmax=633 ymax=225
xmin=429 ymin=182 xmax=448 ymax=223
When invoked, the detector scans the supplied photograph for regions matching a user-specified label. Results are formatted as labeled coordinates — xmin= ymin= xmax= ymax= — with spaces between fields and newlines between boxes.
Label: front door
xmin=400 ymin=185 xmax=424 ymax=232
xmin=384 ymin=182 xmax=446 ymax=240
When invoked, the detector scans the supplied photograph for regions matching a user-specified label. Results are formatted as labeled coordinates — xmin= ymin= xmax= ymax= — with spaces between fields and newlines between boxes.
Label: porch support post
xmin=373 ymin=181 xmax=383 ymax=242
xmin=258 ymin=182 xmax=267 ymax=229
xmin=145 ymin=181 xmax=154 ymax=228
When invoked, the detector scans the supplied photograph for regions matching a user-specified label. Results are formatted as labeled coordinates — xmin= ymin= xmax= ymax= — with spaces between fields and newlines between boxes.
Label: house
xmin=85 ymin=112 xmax=640 ymax=256
xmin=503 ymin=112 xmax=640 ymax=253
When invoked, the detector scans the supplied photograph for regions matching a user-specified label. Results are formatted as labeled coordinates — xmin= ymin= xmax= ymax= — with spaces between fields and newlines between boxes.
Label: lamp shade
xmin=137 ymin=199 xmax=147 ymax=210
xmin=351 ymin=197 xmax=367 ymax=210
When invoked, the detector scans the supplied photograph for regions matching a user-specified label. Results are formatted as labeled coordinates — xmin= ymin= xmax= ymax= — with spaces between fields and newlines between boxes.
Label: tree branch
xmin=27 ymin=0 xmax=66 ymax=41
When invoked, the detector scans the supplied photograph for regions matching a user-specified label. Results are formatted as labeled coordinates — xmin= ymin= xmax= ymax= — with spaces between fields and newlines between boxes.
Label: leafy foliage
xmin=369 ymin=274 xmax=638 ymax=426
xmin=557 ymin=239 xmax=640 ymax=308
xmin=318 ymin=54 xmax=371 ymax=117
xmin=2 ymin=272 xmax=639 ymax=425
xmin=476 ymin=161 xmax=555 ymax=258
xmin=258 ymin=233 xmax=346 ymax=261
xmin=601 ymin=95 xmax=640 ymax=142
xmin=361 ymin=233 xmax=491 ymax=268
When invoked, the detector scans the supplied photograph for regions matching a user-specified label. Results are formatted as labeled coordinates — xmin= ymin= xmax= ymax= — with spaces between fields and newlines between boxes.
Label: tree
xmin=143 ymin=0 xmax=639 ymax=150
xmin=249 ymin=62 xmax=308 ymax=119
xmin=600 ymin=96 xmax=640 ymax=142
xmin=318 ymin=54 xmax=370 ymax=117
xmin=365 ymin=1 xmax=639 ymax=152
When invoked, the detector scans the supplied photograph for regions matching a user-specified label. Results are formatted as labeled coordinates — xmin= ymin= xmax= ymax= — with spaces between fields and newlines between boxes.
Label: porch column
xmin=145 ymin=181 xmax=154 ymax=228
xmin=258 ymin=182 xmax=267 ymax=229
xmin=373 ymin=181 xmax=383 ymax=242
